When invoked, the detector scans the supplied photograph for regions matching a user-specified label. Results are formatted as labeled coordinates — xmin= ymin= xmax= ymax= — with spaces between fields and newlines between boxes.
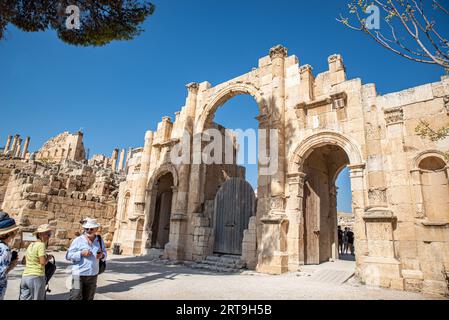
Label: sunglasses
xmin=84 ymin=228 xmax=97 ymax=231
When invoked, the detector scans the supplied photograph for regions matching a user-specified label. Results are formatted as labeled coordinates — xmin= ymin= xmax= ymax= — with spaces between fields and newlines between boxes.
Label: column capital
xmin=269 ymin=45 xmax=288 ymax=60
xmin=348 ymin=163 xmax=366 ymax=173
xmin=186 ymin=82 xmax=199 ymax=94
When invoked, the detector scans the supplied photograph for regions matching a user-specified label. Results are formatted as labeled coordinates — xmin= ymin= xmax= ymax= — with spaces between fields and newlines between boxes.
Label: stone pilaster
xmin=285 ymin=172 xmax=306 ymax=270
xmin=268 ymin=44 xmax=288 ymax=215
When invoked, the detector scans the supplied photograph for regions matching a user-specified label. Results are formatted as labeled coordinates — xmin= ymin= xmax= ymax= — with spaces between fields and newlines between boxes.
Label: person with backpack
xmin=0 ymin=212 xmax=20 ymax=300
xmin=66 ymin=218 xmax=107 ymax=300
xmin=19 ymin=224 xmax=53 ymax=300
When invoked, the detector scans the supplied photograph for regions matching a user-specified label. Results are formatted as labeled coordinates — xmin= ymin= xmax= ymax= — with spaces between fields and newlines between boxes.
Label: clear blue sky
xmin=0 ymin=0 xmax=444 ymax=212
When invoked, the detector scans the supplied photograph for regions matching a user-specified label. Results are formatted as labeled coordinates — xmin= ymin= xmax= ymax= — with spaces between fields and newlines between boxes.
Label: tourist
xmin=337 ymin=226 xmax=343 ymax=255
xmin=19 ymin=224 xmax=53 ymax=300
xmin=66 ymin=218 xmax=107 ymax=300
xmin=347 ymin=228 xmax=355 ymax=256
xmin=343 ymin=227 xmax=349 ymax=254
xmin=0 ymin=211 xmax=20 ymax=300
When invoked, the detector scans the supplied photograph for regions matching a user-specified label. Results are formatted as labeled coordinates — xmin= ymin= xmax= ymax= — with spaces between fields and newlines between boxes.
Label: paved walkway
xmin=3 ymin=252 xmax=446 ymax=300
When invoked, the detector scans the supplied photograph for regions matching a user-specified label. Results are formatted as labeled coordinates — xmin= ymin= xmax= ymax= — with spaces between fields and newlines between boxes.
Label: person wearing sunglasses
xmin=66 ymin=218 xmax=107 ymax=300
xmin=19 ymin=224 xmax=53 ymax=300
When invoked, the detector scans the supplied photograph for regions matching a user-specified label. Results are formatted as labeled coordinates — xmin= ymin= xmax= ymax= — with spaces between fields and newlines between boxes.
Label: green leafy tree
xmin=0 ymin=0 xmax=155 ymax=46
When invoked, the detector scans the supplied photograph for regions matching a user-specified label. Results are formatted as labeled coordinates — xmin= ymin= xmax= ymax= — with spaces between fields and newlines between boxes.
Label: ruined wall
xmin=35 ymin=131 xmax=86 ymax=162
xmin=1 ymin=159 xmax=123 ymax=250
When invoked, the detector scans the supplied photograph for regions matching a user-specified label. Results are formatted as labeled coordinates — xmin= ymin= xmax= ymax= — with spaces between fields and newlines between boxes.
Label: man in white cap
xmin=66 ymin=218 xmax=107 ymax=300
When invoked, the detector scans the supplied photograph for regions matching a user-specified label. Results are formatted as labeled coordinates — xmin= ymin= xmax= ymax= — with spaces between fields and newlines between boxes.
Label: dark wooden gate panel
xmin=214 ymin=178 xmax=255 ymax=255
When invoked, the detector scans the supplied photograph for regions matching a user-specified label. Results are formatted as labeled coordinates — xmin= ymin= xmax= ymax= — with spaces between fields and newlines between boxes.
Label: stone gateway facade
xmin=114 ymin=45 xmax=446 ymax=296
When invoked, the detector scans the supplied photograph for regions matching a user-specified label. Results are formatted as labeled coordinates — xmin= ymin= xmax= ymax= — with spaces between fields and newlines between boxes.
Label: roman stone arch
xmin=142 ymin=163 xmax=179 ymax=252
xmin=196 ymin=82 xmax=268 ymax=134
xmin=147 ymin=163 xmax=179 ymax=190
xmin=410 ymin=150 xmax=449 ymax=220
xmin=412 ymin=150 xmax=448 ymax=170
xmin=289 ymin=131 xmax=364 ymax=174
xmin=286 ymin=131 xmax=365 ymax=268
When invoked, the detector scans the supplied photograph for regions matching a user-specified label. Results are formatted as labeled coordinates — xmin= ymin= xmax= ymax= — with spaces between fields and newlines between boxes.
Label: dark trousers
xmin=69 ymin=275 xmax=98 ymax=300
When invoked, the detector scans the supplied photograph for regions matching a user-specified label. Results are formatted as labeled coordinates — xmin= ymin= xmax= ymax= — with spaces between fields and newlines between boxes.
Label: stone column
xmin=268 ymin=44 xmax=287 ymax=215
xmin=135 ymin=131 xmax=154 ymax=214
xmin=21 ymin=137 xmax=30 ymax=159
xmin=118 ymin=149 xmax=125 ymax=172
xmin=11 ymin=134 xmax=19 ymax=157
xmin=15 ymin=138 xmax=23 ymax=158
xmin=111 ymin=148 xmax=119 ymax=172
xmin=285 ymin=172 xmax=306 ymax=270
xmin=175 ymin=83 xmax=199 ymax=217
xmin=169 ymin=83 xmax=199 ymax=261
xmin=3 ymin=135 xmax=12 ymax=154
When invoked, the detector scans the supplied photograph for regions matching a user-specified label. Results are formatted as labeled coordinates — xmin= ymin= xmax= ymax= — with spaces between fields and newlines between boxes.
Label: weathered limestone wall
xmin=1 ymin=159 xmax=123 ymax=250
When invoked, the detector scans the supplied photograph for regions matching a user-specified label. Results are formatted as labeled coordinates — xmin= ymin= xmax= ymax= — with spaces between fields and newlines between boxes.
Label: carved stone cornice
xmin=153 ymin=138 xmax=180 ymax=149
xmin=269 ymin=45 xmax=288 ymax=60
xmin=384 ymin=107 xmax=404 ymax=125
xmin=363 ymin=207 xmax=396 ymax=221
xmin=294 ymin=92 xmax=347 ymax=114
xmin=330 ymin=92 xmax=347 ymax=110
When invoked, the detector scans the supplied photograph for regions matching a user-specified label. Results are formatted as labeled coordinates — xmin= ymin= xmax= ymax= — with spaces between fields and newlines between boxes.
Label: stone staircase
xmin=192 ymin=255 xmax=246 ymax=273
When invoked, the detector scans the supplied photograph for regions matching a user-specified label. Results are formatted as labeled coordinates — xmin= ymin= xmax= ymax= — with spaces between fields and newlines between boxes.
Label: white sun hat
xmin=82 ymin=218 xmax=101 ymax=229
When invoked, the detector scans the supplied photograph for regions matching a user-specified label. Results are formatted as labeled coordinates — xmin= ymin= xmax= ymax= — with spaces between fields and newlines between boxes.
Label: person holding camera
xmin=19 ymin=224 xmax=53 ymax=300
xmin=66 ymin=218 xmax=107 ymax=300
xmin=0 ymin=211 xmax=20 ymax=300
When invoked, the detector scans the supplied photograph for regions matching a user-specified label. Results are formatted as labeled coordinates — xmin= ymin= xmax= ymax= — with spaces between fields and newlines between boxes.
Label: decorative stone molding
xmin=260 ymin=213 xmax=287 ymax=224
xmin=170 ymin=213 xmax=187 ymax=221
xmin=299 ymin=64 xmax=313 ymax=74
xmin=363 ymin=208 xmax=396 ymax=221
xmin=269 ymin=45 xmax=288 ymax=60
xmin=270 ymin=196 xmax=285 ymax=211
xmin=328 ymin=54 xmax=342 ymax=64
xmin=289 ymin=131 xmax=364 ymax=173
xmin=384 ymin=107 xmax=404 ymax=125
xmin=368 ymin=187 xmax=387 ymax=204
xmin=330 ymin=92 xmax=347 ymax=110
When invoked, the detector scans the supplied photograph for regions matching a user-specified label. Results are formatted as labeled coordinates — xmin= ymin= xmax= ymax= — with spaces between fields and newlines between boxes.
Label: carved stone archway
xmin=195 ymin=82 xmax=268 ymax=134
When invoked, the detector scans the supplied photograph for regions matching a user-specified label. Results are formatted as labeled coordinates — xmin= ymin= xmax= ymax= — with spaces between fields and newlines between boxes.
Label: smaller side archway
xmin=410 ymin=150 xmax=449 ymax=221
xmin=286 ymin=131 xmax=365 ymax=267
xmin=143 ymin=164 xmax=179 ymax=251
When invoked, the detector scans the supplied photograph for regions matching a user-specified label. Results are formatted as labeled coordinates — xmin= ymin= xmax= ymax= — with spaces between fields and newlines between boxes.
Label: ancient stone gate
xmin=113 ymin=45 xmax=449 ymax=296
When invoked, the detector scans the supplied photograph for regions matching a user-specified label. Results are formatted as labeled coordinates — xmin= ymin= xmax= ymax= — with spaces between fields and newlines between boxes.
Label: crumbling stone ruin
xmin=0 ymin=132 xmax=128 ymax=250
xmin=111 ymin=45 xmax=449 ymax=296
